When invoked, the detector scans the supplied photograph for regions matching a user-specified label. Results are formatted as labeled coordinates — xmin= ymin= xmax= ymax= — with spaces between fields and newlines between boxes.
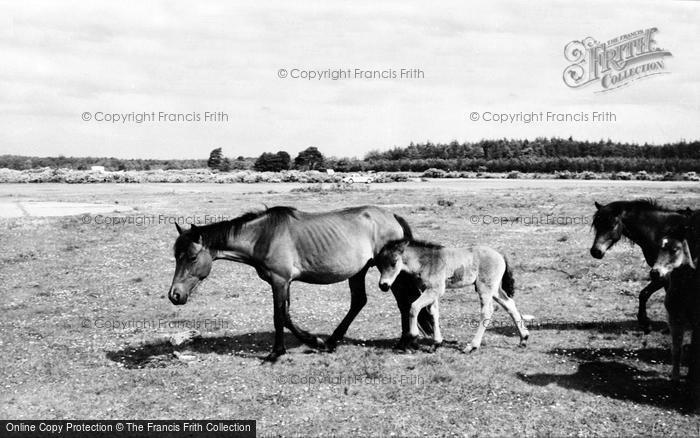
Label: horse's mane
xmin=384 ymin=238 xmax=444 ymax=253
xmin=177 ymin=206 xmax=299 ymax=251
xmin=624 ymin=199 xmax=672 ymax=212
xmin=593 ymin=199 xmax=672 ymax=225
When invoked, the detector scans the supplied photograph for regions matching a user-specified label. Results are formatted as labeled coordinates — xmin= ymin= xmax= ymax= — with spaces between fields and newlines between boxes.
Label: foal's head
xmin=650 ymin=216 xmax=697 ymax=280
xmin=375 ymin=240 xmax=410 ymax=291
xmin=169 ymin=224 xmax=213 ymax=305
xmin=590 ymin=201 xmax=625 ymax=259
xmin=650 ymin=236 xmax=696 ymax=280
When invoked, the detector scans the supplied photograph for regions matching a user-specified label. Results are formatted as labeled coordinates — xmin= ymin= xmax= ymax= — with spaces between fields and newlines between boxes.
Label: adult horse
xmin=168 ymin=205 xmax=433 ymax=360
xmin=590 ymin=199 xmax=689 ymax=332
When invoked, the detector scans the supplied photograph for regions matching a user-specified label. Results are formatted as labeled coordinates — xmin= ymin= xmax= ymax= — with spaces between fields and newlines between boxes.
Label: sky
xmin=1 ymin=0 xmax=698 ymax=159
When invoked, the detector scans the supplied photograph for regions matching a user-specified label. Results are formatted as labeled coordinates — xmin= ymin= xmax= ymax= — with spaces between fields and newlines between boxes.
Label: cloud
xmin=0 ymin=0 xmax=698 ymax=158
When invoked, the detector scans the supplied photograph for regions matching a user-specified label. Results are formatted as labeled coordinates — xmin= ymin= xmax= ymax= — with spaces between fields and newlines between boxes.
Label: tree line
xmin=2 ymin=137 xmax=699 ymax=173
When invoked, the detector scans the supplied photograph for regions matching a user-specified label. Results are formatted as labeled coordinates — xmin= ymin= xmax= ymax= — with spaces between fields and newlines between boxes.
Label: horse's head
xmin=650 ymin=236 xmax=696 ymax=280
xmin=590 ymin=201 xmax=625 ymax=259
xmin=375 ymin=240 xmax=409 ymax=291
xmin=169 ymin=224 xmax=213 ymax=305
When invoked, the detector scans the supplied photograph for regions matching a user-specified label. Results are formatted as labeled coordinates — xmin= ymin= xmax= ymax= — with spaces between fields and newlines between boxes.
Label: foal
xmin=650 ymin=221 xmax=699 ymax=381
xmin=375 ymin=239 xmax=530 ymax=352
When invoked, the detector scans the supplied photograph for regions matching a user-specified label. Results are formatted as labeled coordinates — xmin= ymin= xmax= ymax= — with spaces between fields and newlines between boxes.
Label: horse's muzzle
xmin=169 ymin=285 xmax=188 ymax=305
xmin=590 ymin=247 xmax=604 ymax=259
xmin=378 ymin=282 xmax=390 ymax=292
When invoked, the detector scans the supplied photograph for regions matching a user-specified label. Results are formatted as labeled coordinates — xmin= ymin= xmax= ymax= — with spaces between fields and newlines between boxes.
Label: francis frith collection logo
xmin=563 ymin=27 xmax=671 ymax=92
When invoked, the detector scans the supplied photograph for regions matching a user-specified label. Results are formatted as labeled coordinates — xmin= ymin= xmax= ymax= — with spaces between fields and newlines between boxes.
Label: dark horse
xmin=590 ymin=199 xmax=689 ymax=332
xmin=169 ymin=205 xmax=433 ymax=360
xmin=648 ymin=210 xmax=700 ymax=412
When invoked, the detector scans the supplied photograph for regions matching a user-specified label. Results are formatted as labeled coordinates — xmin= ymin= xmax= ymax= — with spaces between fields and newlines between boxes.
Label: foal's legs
xmin=637 ymin=279 xmax=665 ymax=333
xmin=391 ymin=271 xmax=435 ymax=339
xmin=467 ymin=281 xmax=496 ymax=352
xmin=429 ymin=300 xmax=443 ymax=346
xmin=493 ymin=289 xmax=529 ymax=347
xmin=669 ymin=319 xmax=684 ymax=381
xmin=325 ymin=265 xmax=370 ymax=350
xmin=408 ymin=289 xmax=440 ymax=339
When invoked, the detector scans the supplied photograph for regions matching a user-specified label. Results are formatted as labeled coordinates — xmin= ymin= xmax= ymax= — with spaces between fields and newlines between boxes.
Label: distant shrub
xmin=507 ymin=171 xmax=521 ymax=179
xmin=422 ymin=168 xmax=447 ymax=178
xmin=662 ymin=172 xmax=679 ymax=181
xmin=612 ymin=172 xmax=632 ymax=180
xmin=290 ymin=183 xmax=369 ymax=193
xmin=635 ymin=171 xmax=650 ymax=180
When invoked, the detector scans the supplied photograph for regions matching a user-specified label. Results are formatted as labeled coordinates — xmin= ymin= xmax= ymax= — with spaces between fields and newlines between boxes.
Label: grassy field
xmin=1 ymin=180 xmax=700 ymax=436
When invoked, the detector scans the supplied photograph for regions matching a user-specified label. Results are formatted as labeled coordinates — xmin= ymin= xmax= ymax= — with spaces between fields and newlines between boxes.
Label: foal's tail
xmin=501 ymin=255 xmax=515 ymax=297
xmin=394 ymin=214 xmax=413 ymax=240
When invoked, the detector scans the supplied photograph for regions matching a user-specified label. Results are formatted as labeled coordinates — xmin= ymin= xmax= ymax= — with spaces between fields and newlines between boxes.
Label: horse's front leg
xmin=428 ymin=300 xmax=443 ymax=352
xmin=690 ymin=323 xmax=700 ymax=412
xmin=669 ymin=319 xmax=684 ymax=381
xmin=638 ymin=279 xmax=665 ymax=333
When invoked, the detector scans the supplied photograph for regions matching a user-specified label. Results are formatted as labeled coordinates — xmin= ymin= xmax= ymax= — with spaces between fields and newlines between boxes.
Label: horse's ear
xmin=682 ymin=240 xmax=696 ymax=269
xmin=190 ymin=224 xmax=203 ymax=244
xmin=175 ymin=223 xmax=184 ymax=235
xmin=594 ymin=201 xmax=603 ymax=211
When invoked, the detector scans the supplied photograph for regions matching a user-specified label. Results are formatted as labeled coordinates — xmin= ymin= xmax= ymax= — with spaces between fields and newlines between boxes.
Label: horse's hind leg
xmin=265 ymin=277 xmax=290 ymax=361
xmin=493 ymin=290 xmax=529 ymax=347
xmin=325 ymin=265 xmax=370 ymax=351
xmin=638 ymin=279 xmax=664 ymax=334
xmin=280 ymin=282 xmax=326 ymax=351
xmin=467 ymin=281 xmax=495 ymax=352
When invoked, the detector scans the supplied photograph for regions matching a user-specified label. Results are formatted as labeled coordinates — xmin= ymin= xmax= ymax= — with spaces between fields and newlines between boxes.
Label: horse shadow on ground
xmin=105 ymin=331 xmax=462 ymax=369
xmin=489 ymin=319 xmax=667 ymax=337
xmin=517 ymin=360 xmax=690 ymax=412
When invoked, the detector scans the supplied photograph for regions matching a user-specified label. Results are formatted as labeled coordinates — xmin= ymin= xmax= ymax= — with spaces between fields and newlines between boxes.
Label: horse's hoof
xmin=324 ymin=338 xmax=337 ymax=353
xmin=639 ymin=321 xmax=652 ymax=334
xmin=393 ymin=342 xmax=412 ymax=352
xmin=464 ymin=344 xmax=479 ymax=354
xmin=313 ymin=337 xmax=328 ymax=351
xmin=263 ymin=350 xmax=286 ymax=362
xmin=394 ymin=335 xmax=419 ymax=351
xmin=519 ymin=335 xmax=529 ymax=348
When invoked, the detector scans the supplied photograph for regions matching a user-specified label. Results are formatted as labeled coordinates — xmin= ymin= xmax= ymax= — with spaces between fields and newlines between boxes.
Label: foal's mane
xmin=179 ymin=206 xmax=298 ymax=251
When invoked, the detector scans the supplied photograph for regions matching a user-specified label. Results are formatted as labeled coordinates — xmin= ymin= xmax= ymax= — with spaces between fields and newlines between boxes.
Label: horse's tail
xmin=501 ymin=255 xmax=515 ymax=297
xmin=394 ymin=214 xmax=413 ymax=240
